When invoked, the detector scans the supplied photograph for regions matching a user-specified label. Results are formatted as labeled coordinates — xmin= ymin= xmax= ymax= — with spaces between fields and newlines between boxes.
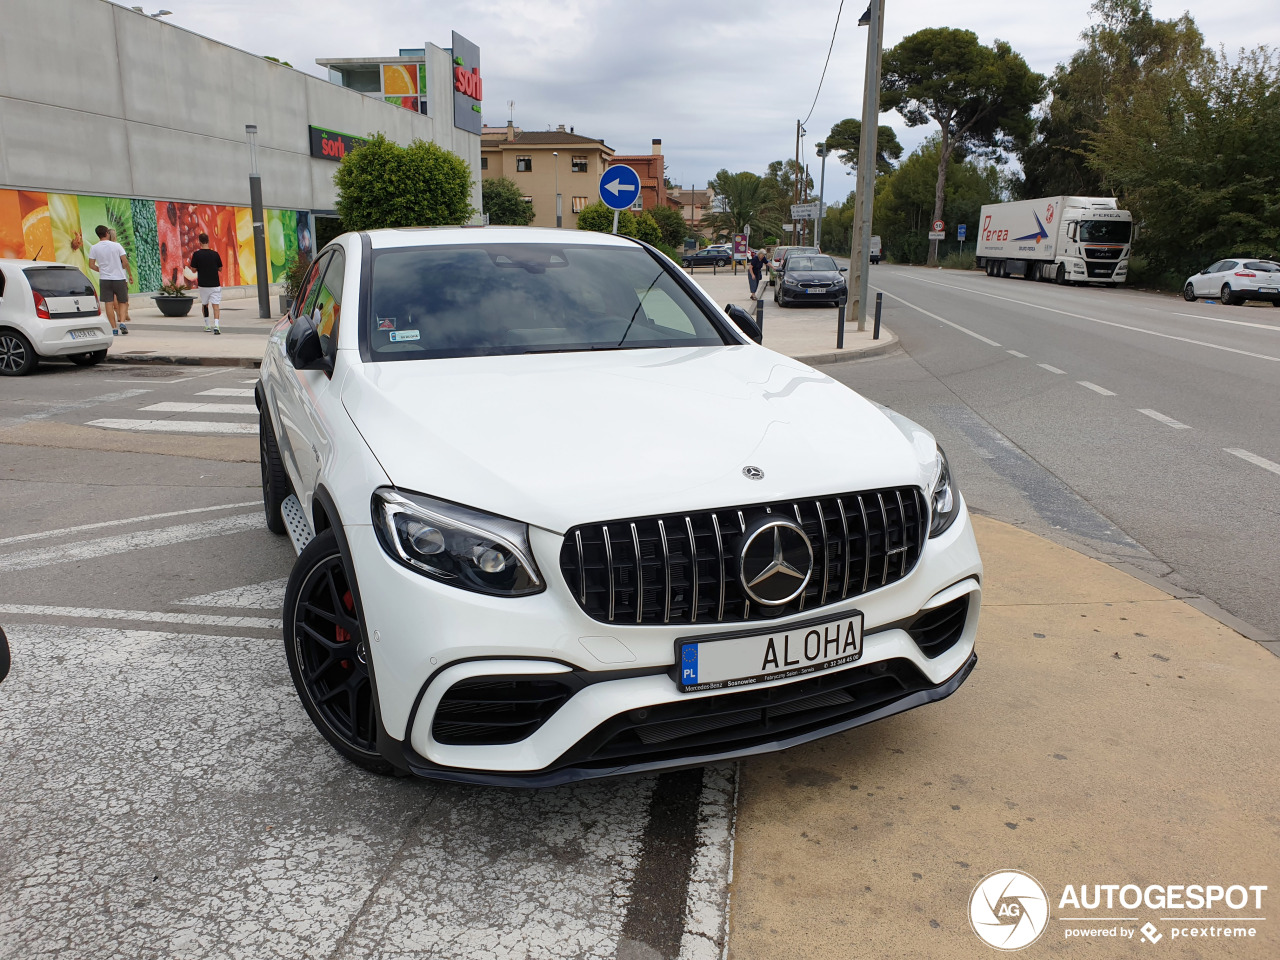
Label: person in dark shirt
xmin=188 ymin=234 xmax=224 ymax=334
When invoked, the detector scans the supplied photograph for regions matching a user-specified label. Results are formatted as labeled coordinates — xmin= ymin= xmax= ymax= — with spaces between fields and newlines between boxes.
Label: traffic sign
xmin=957 ymin=224 xmax=967 ymax=240
xmin=932 ymin=219 xmax=945 ymax=232
xmin=791 ymin=202 xmax=822 ymax=220
xmin=599 ymin=164 xmax=642 ymax=211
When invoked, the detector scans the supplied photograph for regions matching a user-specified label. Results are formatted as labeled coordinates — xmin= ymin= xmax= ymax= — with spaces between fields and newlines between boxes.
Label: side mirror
xmin=285 ymin=312 xmax=330 ymax=372
xmin=839 ymin=266 xmax=848 ymax=272
xmin=725 ymin=304 xmax=763 ymax=344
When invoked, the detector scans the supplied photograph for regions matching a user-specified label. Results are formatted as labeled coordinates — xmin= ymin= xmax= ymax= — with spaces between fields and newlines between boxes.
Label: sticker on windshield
xmin=377 ymin=317 xmax=397 ymax=330
xmin=389 ymin=329 xmax=419 ymax=342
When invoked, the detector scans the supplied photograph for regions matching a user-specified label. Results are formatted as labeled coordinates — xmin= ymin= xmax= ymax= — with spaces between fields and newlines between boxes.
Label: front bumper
xmin=350 ymin=500 xmax=982 ymax=782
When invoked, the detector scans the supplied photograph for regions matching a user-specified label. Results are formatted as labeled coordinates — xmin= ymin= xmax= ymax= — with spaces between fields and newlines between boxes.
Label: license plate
xmin=677 ymin=612 xmax=863 ymax=693
xmin=69 ymin=329 xmax=99 ymax=340
xmin=806 ymin=288 xmax=827 ymax=293
xmin=1260 ymin=287 xmax=1278 ymax=293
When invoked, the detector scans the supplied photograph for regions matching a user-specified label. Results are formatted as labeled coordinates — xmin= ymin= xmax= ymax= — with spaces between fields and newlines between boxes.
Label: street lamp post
xmin=848 ymin=0 xmax=885 ymax=332
xmin=814 ymin=142 xmax=828 ymax=251
xmin=245 ymin=124 xmax=270 ymax=319
xmin=553 ymin=151 xmax=562 ymax=228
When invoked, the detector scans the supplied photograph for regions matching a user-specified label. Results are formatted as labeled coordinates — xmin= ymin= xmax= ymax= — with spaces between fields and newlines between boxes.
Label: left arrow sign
xmin=603 ymin=178 xmax=637 ymax=196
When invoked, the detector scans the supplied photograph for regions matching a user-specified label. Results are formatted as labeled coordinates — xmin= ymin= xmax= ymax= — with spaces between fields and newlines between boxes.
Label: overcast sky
xmin=143 ymin=0 xmax=1275 ymax=205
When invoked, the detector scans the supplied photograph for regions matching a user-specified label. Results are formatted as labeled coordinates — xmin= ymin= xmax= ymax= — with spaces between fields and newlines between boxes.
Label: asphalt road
xmin=0 ymin=365 xmax=734 ymax=960
xmin=828 ymin=265 xmax=1280 ymax=643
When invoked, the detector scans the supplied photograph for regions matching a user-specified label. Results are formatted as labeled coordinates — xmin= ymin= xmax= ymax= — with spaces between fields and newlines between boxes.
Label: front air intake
xmin=432 ymin=676 xmax=576 ymax=745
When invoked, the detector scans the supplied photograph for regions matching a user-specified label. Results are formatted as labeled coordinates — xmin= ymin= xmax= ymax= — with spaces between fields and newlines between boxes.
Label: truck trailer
xmin=976 ymin=196 xmax=1134 ymax=285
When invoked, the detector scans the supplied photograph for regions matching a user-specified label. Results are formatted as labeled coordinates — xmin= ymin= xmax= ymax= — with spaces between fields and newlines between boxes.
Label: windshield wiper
xmin=615 ymin=271 xmax=665 ymax=347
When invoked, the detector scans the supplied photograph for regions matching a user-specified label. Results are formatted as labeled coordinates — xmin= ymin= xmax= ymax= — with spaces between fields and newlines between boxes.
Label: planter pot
xmin=152 ymin=295 xmax=194 ymax=317
xmin=279 ymin=295 xmax=296 ymax=315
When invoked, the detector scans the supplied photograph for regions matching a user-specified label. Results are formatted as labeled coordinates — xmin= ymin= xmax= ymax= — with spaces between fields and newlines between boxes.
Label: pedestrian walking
xmin=748 ymin=248 xmax=766 ymax=299
xmin=106 ymin=228 xmax=134 ymax=330
xmin=87 ymin=225 xmax=133 ymax=334
xmin=188 ymin=233 xmax=224 ymax=334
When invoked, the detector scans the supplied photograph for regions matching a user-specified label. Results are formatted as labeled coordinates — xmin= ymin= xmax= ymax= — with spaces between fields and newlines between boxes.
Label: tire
xmin=1055 ymin=263 xmax=1067 ymax=285
xmin=259 ymin=407 xmax=291 ymax=535
xmin=69 ymin=349 xmax=107 ymax=367
xmin=1023 ymin=263 xmax=1038 ymax=281
xmin=1221 ymin=283 xmax=1237 ymax=306
xmin=0 ymin=329 xmax=37 ymax=376
xmin=681 ymin=259 xmax=691 ymax=268
xmin=714 ymin=258 xmax=727 ymax=267
xmin=284 ymin=529 xmax=394 ymax=775
xmin=1183 ymin=283 xmax=1197 ymax=302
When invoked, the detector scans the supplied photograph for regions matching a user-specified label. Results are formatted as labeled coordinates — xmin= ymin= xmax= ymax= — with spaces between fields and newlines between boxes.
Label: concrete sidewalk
xmin=728 ymin=514 xmax=1280 ymax=959
xmin=93 ymin=266 xmax=895 ymax=369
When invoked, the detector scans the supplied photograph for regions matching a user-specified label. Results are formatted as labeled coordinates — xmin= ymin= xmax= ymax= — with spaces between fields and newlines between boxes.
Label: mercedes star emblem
xmin=742 ymin=465 xmax=765 ymax=480
xmin=738 ymin=519 xmax=813 ymax=605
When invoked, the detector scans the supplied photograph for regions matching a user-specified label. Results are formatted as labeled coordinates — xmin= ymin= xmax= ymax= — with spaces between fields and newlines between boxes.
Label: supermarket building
xmin=0 ymin=0 xmax=482 ymax=295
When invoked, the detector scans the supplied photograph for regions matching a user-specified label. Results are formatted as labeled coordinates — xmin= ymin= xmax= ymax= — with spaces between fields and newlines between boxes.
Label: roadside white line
xmin=1173 ymin=311 xmax=1280 ymax=331
xmin=1225 ymin=448 xmax=1280 ymax=476
xmin=679 ymin=766 xmax=737 ymax=960
xmin=197 ymin=388 xmax=256 ymax=397
xmin=0 ymin=389 xmax=151 ymax=429
xmin=0 ymin=501 xmax=260 ymax=547
xmin=87 ymin=418 xmax=257 ymax=435
xmin=1138 ymin=408 xmax=1191 ymax=429
xmin=239 ymin=379 xmax=258 ymax=384
xmin=1078 ymin=381 xmax=1116 ymax=396
xmin=0 ymin=513 xmax=263 ymax=572
xmin=0 ymin=603 xmax=278 ymax=630
xmin=140 ymin=402 xmax=257 ymax=414
xmin=1038 ymin=363 xmax=1066 ymax=374
xmin=870 ymin=287 xmax=1002 ymax=346
xmin=102 ymin=369 xmax=230 ymax=384
xmin=178 ymin=578 xmax=289 ymax=610
xmin=900 ymin=274 xmax=1280 ymax=363
xmin=1007 ymin=350 xmax=1028 ymax=358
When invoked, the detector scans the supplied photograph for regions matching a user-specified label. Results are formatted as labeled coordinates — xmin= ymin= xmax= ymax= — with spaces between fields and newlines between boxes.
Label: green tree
xmin=647 ymin=204 xmax=689 ymax=248
xmin=576 ymin=201 xmax=636 ymax=236
xmin=882 ymin=28 xmax=1045 ymax=264
xmin=334 ymin=133 xmax=474 ymax=230
xmin=824 ymin=119 xmax=903 ymax=175
xmin=482 ymin=176 xmax=534 ymax=226
xmin=763 ymin=159 xmax=813 ymax=199
xmin=702 ymin=170 xmax=784 ymax=242
xmin=633 ymin=211 xmax=662 ymax=246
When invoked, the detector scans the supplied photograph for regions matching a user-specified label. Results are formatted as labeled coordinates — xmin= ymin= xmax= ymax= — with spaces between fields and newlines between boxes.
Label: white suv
xmin=0 ymin=260 xmax=113 ymax=376
xmin=257 ymin=227 xmax=982 ymax=785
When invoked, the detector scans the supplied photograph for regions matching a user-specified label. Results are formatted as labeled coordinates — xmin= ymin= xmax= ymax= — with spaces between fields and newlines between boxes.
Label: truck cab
xmin=976 ymin=196 xmax=1134 ymax=286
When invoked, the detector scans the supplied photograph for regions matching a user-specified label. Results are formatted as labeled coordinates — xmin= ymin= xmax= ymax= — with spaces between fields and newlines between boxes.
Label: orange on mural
xmin=20 ymin=192 xmax=54 ymax=261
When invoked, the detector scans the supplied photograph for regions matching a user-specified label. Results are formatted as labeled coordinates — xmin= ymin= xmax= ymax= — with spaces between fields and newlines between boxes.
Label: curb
xmin=791 ymin=334 xmax=901 ymax=367
xmin=106 ymin=354 xmax=261 ymax=368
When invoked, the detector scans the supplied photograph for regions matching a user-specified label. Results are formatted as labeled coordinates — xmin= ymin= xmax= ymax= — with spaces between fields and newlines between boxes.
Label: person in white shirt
xmin=87 ymin=224 xmax=134 ymax=335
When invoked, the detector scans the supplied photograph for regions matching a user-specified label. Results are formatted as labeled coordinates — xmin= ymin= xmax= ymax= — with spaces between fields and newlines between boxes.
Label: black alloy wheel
xmin=284 ymin=529 xmax=393 ymax=774
xmin=1183 ymin=283 xmax=1197 ymax=302
xmin=70 ymin=349 xmax=108 ymax=366
xmin=0 ymin=330 xmax=36 ymax=376
xmin=1221 ymin=283 xmax=1236 ymax=306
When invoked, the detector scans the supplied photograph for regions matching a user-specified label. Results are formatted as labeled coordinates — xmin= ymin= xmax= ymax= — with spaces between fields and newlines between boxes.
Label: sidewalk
xmin=96 ymin=267 xmax=896 ymax=369
xmin=727 ymin=514 xmax=1280 ymax=959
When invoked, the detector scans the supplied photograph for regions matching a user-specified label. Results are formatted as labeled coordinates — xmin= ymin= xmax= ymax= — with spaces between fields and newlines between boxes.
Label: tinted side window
xmin=311 ymin=249 xmax=345 ymax=358
xmin=1244 ymin=261 xmax=1278 ymax=272
xmin=299 ymin=251 xmax=333 ymax=320
xmin=293 ymin=254 xmax=328 ymax=320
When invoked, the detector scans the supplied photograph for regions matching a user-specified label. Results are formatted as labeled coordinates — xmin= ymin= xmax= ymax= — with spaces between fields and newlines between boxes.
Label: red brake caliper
xmin=336 ymin=589 xmax=355 ymax=669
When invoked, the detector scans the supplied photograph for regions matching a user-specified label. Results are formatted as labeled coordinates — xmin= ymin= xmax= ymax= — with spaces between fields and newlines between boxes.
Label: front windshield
xmin=787 ymin=256 xmax=838 ymax=271
xmin=1078 ymin=220 xmax=1132 ymax=244
xmin=367 ymin=243 xmax=729 ymax=360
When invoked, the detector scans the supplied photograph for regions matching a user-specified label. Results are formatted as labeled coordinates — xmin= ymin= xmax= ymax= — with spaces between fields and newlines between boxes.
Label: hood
xmin=341 ymin=345 xmax=935 ymax=533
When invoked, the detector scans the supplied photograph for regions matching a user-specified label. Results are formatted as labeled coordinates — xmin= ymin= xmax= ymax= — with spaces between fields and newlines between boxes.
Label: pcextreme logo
xmin=970 ymin=870 xmax=1050 ymax=950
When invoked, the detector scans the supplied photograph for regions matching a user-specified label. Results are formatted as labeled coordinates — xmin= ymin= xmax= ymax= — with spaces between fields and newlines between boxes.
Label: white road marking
xmin=0 ymin=389 xmax=151 ymax=429
xmin=178 ymin=578 xmax=289 ymax=610
xmin=871 ymin=287 xmax=1002 ymax=346
xmin=1138 ymin=408 xmax=1191 ymax=429
xmin=1078 ymin=381 xmax=1116 ymax=396
xmin=101 ymin=368 xmax=231 ymax=384
xmin=679 ymin=766 xmax=737 ymax=960
xmin=239 ymin=379 xmax=258 ymax=383
xmin=1006 ymin=350 xmax=1028 ymax=358
xmin=0 ymin=501 xmax=260 ymax=547
xmin=0 ymin=513 xmax=263 ymax=572
xmin=87 ymin=418 xmax=257 ymax=435
xmin=1173 ymin=311 xmax=1280 ymax=331
xmin=897 ymin=273 xmax=1280 ymax=363
xmin=197 ymin=388 xmax=256 ymax=397
xmin=0 ymin=603 xmax=278 ymax=630
xmin=140 ymin=401 xmax=257 ymax=414
xmin=1038 ymin=363 xmax=1066 ymax=374
xmin=1225 ymin=448 xmax=1280 ymax=476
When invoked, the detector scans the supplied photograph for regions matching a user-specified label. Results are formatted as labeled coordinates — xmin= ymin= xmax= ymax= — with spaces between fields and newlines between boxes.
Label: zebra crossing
xmin=86 ymin=378 xmax=260 ymax=435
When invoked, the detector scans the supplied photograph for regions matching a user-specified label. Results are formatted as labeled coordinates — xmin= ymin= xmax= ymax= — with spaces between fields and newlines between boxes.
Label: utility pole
xmin=793 ymin=120 xmax=802 ymax=245
xmin=814 ymin=143 xmax=828 ymax=251
xmin=848 ymin=0 xmax=885 ymax=332
xmin=553 ymin=151 xmax=562 ymax=227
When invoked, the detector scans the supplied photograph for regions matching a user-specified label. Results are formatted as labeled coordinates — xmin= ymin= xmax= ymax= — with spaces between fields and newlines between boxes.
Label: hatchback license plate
xmin=69 ymin=329 xmax=99 ymax=340
xmin=806 ymin=288 xmax=826 ymax=293
xmin=1259 ymin=286 xmax=1278 ymax=293
xmin=677 ymin=613 xmax=863 ymax=693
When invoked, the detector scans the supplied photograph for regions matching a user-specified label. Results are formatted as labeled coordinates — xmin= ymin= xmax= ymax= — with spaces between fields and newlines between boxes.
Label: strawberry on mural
xmin=156 ymin=201 xmax=203 ymax=288
xmin=196 ymin=204 xmax=241 ymax=287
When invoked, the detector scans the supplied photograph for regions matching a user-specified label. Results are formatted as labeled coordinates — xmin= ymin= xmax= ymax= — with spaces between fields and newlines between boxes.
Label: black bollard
xmin=873 ymin=292 xmax=883 ymax=340
xmin=755 ymin=294 xmax=764 ymax=333
xmin=836 ymin=301 xmax=846 ymax=349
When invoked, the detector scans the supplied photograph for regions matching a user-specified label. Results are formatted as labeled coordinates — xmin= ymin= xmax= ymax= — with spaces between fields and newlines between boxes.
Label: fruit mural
xmin=0 ymin=187 xmax=311 ymax=292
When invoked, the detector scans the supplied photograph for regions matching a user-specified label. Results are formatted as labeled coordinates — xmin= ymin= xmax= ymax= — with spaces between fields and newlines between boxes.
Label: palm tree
xmin=700 ymin=170 xmax=785 ymax=242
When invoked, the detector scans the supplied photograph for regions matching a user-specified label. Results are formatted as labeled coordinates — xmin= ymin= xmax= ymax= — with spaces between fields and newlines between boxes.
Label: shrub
xmin=647 ymin=205 xmax=689 ymax=248
xmin=634 ymin=212 xmax=662 ymax=246
xmin=939 ymin=250 xmax=976 ymax=271
xmin=482 ymin=176 xmax=534 ymax=226
xmin=334 ymin=133 xmax=474 ymax=230
xmin=576 ymin=201 xmax=636 ymax=236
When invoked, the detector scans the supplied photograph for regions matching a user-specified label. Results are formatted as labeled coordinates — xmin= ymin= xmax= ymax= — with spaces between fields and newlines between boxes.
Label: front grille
xmin=564 ymin=658 xmax=933 ymax=769
xmin=908 ymin=595 xmax=969 ymax=658
xmin=798 ymin=281 xmax=832 ymax=289
xmin=560 ymin=487 xmax=927 ymax=625
xmin=432 ymin=676 xmax=576 ymax=745
xmin=1086 ymin=263 xmax=1117 ymax=278
xmin=1085 ymin=246 xmax=1122 ymax=260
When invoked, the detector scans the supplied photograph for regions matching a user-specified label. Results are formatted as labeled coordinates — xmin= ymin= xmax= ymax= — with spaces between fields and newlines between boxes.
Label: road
xmin=0 ymin=364 xmax=733 ymax=960
xmin=831 ymin=265 xmax=1280 ymax=643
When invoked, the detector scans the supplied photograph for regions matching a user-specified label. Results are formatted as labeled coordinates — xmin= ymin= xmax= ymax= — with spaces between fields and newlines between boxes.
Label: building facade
xmin=480 ymin=124 xmax=614 ymax=229
xmin=0 ymin=0 xmax=481 ymax=293
xmin=606 ymin=141 xmax=667 ymax=214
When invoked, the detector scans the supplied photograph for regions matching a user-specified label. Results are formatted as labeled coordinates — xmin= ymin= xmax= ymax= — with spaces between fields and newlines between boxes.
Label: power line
xmin=801 ymin=0 xmax=846 ymax=127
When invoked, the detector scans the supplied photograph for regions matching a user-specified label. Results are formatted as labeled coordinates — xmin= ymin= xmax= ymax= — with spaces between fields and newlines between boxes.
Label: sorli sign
xmin=450 ymin=31 xmax=483 ymax=136
xmin=454 ymin=65 xmax=483 ymax=101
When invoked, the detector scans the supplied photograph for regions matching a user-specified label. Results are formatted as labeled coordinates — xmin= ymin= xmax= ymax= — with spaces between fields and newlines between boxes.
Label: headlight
xmin=784 ymin=275 xmax=800 ymax=286
xmin=832 ymin=275 xmax=846 ymax=286
xmin=371 ymin=488 xmax=543 ymax=597
xmin=928 ymin=446 xmax=960 ymax=538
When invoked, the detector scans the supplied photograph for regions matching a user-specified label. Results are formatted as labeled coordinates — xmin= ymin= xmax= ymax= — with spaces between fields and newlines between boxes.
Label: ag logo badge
xmin=969 ymin=869 xmax=1049 ymax=950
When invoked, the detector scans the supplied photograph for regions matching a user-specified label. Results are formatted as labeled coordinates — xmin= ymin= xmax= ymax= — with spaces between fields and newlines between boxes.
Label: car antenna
xmin=32 ymin=245 xmax=44 ymax=261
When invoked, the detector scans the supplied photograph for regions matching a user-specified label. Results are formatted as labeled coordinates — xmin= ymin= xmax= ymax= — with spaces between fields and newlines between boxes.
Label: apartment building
xmin=480 ymin=123 xmax=613 ymax=228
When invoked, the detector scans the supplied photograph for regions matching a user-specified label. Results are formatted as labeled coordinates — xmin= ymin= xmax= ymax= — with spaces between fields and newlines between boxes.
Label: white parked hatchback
xmin=1183 ymin=257 xmax=1280 ymax=305
xmin=257 ymin=226 xmax=981 ymax=785
xmin=0 ymin=259 xmax=113 ymax=375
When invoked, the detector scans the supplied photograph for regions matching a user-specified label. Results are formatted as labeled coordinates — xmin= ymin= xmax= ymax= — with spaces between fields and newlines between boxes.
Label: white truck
xmin=975 ymin=196 xmax=1134 ymax=285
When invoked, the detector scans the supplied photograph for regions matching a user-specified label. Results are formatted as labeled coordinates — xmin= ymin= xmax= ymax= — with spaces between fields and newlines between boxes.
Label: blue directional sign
xmin=957 ymin=224 xmax=967 ymax=241
xmin=599 ymin=164 xmax=642 ymax=211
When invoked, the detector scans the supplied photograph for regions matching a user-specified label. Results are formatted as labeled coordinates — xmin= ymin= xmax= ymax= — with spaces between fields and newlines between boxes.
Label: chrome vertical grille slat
xmin=559 ymin=485 xmax=925 ymax=626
